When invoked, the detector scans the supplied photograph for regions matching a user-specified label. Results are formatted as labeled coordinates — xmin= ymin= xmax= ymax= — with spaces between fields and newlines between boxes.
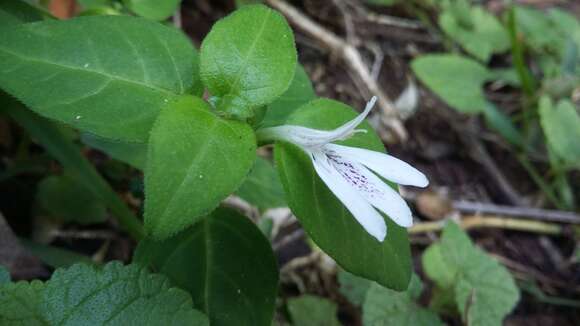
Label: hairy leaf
xmin=0 ymin=15 xmax=198 ymax=142
xmin=363 ymin=275 xmax=444 ymax=326
xmin=0 ymin=281 xmax=46 ymax=326
xmin=42 ymin=262 xmax=208 ymax=325
xmin=135 ymin=207 xmax=278 ymax=326
xmin=144 ymin=96 xmax=256 ymax=239
xmin=423 ymin=222 xmax=520 ymax=326
xmin=200 ymin=5 xmax=296 ymax=112
xmin=287 ymin=295 xmax=341 ymax=326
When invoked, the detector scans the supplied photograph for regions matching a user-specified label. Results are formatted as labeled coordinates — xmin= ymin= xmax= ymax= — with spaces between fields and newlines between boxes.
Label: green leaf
xmin=135 ymin=207 xmax=278 ymax=326
xmin=200 ymin=5 xmax=297 ymax=113
xmin=81 ymin=133 xmax=147 ymax=170
xmin=412 ymin=54 xmax=490 ymax=113
xmin=514 ymin=6 xmax=568 ymax=56
xmin=0 ymin=0 xmax=47 ymax=27
xmin=0 ymin=15 xmax=198 ymax=142
xmin=19 ymin=239 xmax=93 ymax=269
xmin=483 ymin=103 xmax=523 ymax=147
xmin=287 ymin=295 xmax=341 ymax=326
xmin=274 ymin=98 xmax=412 ymax=290
xmin=42 ymin=262 xmax=208 ymax=325
xmin=0 ymin=266 xmax=9 ymax=284
xmin=0 ymin=263 xmax=209 ymax=325
xmin=123 ymin=0 xmax=182 ymax=21
xmin=3 ymin=95 xmax=144 ymax=239
xmin=0 ymin=281 xmax=46 ymax=325
xmin=36 ymin=174 xmax=108 ymax=224
xmin=424 ymin=222 xmax=520 ymax=326
xmin=454 ymin=251 xmax=520 ymax=326
xmin=144 ymin=96 xmax=256 ymax=239
xmin=236 ymin=157 xmax=286 ymax=210
xmin=363 ymin=275 xmax=444 ymax=326
xmin=261 ymin=64 xmax=316 ymax=128
xmin=539 ymin=97 xmax=580 ymax=166
xmin=439 ymin=5 xmax=509 ymax=62
xmin=338 ymin=270 xmax=371 ymax=307
xmin=422 ymin=244 xmax=456 ymax=289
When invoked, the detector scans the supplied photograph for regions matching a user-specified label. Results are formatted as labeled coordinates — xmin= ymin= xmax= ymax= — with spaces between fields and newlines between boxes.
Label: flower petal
xmin=256 ymin=97 xmax=378 ymax=149
xmin=325 ymin=144 xmax=428 ymax=188
xmin=321 ymin=96 xmax=377 ymax=144
xmin=256 ymin=125 xmax=338 ymax=148
xmin=310 ymin=150 xmax=387 ymax=241
xmin=324 ymin=150 xmax=414 ymax=227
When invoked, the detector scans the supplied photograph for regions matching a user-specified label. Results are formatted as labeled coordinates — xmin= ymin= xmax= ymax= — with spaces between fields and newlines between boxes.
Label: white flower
xmin=257 ymin=97 xmax=428 ymax=242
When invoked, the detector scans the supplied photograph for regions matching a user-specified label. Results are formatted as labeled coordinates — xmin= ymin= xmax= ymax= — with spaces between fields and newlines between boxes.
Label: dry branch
xmin=265 ymin=0 xmax=408 ymax=141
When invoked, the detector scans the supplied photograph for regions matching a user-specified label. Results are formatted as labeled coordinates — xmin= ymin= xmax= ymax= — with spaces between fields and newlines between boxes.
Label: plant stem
xmin=507 ymin=7 xmax=537 ymax=135
xmin=3 ymin=99 xmax=145 ymax=240
xmin=516 ymin=154 xmax=566 ymax=210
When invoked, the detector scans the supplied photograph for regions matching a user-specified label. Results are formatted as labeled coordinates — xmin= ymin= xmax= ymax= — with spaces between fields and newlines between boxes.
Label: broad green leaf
xmin=81 ymin=133 xmax=147 ymax=170
xmin=42 ymin=262 xmax=208 ymax=325
xmin=19 ymin=239 xmax=93 ymax=269
xmin=36 ymin=174 xmax=108 ymax=224
xmin=236 ymin=157 xmax=286 ymax=210
xmin=0 ymin=0 xmax=47 ymax=28
xmin=287 ymin=295 xmax=341 ymax=326
xmin=0 ymin=281 xmax=46 ymax=325
xmin=0 ymin=15 xmax=198 ymax=142
xmin=274 ymin=99 xmax=412 ymax=290
xmin=0 ymin=266 xmax=9 ymax=284
xmin=412 ymin=54 xmax=490 ymax=113
xmin=261 ymin=64 xmax=316 ymax=127
xmin=421 ymin=244 xmax=455 ymax=289
xmin=200 ymin=5 xmax=297 ymax=113
xmin=338 ymin=270 xmax=371 ymax=307
xmin=2 ymin=95 xmax=144 ymax=239
xmin=539 ymin=97 xmax=580 ymax=166
xmin=145 ymin=96 xmax=256 ymax=239
xmin=425 ymin=222 xmax=520 ymax=326
xmin=135 ymin=207 xmax=278 ymax=326
xmin=124 ymin=0 xmax=182 ymax=21
xmin=515 ymin=6 xmax=567 ymax=55
xmin=363 ymin=275 xmax=444 ymax=326
xmin=454 ymin=250 xmax=520 ymax=326
xmin=439 ymin=5 xmax=509 ymax=62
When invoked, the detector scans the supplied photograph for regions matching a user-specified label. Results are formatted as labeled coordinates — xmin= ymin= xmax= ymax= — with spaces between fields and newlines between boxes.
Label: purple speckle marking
xmin=324 ymin=150 xmax=384 ymax=199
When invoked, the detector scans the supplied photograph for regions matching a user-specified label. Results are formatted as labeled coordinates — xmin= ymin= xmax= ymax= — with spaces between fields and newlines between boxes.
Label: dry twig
xmin=453 ymin=200 xmax=580 ymax=224
xmin=265 ymin=0 xmax=408 ymax=141
xmin=409 ymin=215 xmax=564 ymax=235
